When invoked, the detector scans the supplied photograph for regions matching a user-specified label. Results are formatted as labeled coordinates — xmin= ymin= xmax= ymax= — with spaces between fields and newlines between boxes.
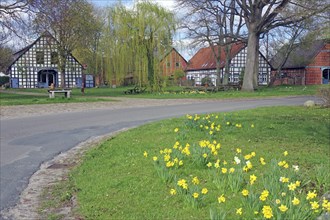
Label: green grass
xmin=0 ymin=85 xmax=328 ymax=106
xmin=65 ymin=106 xmax=330 ymax=219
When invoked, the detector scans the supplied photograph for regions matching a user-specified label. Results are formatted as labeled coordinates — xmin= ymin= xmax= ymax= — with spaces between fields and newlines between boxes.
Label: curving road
xmin=0 ymin=96 xmax=315 ymax=212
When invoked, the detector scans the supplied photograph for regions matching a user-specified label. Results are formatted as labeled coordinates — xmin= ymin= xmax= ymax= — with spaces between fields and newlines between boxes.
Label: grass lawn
xmin=41 ymin=106 xmax=330 ymax=220
xmin=0 ymin=85 xmax=328 ymax=106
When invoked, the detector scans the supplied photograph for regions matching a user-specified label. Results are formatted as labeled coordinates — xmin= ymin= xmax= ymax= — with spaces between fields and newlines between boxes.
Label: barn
xmin=6 ymin=32 xmax=83 ymax=88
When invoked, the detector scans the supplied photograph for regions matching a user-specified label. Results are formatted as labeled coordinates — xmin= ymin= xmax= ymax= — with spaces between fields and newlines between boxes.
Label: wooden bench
xmin=48 ymin=89 xmax=72 ymax=98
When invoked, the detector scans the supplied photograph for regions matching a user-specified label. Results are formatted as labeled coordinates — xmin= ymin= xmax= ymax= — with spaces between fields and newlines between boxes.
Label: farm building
xmin=186 ymin=42 xmax=271 ymax=86
xmin=160 ymin=47 xmax=188 ymax=78
xmin=6 ymin=32 xmax=83 ymax=88
xmin=270 ymin=39 xmax=330 ymax=85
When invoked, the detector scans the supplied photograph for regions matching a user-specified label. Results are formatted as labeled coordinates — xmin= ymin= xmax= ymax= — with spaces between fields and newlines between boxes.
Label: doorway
xmin=38 ymin=70 xmax=57 ymax=88
xmin=322 ymin=69 xmax=330 ymax=84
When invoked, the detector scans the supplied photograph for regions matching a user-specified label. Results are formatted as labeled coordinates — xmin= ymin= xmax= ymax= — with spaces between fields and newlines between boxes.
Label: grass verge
xmin=49 ymin=106 xmax=330 ymax=219
xmin=1 ymin=85 xmax=328 ymax=106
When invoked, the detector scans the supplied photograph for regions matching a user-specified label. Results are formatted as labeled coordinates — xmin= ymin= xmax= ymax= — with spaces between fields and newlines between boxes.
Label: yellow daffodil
xmin=152 ymin=156 xmax=158 ymax=161
xmin=201 ymin=188 xmax=208 ymax=194
xmin=306 ymin=190 xmax=317 ymax=200
xmin=207 ymin=162 xmax=213 ymax=168
xmin=236 ymin=208 xmax=243 ymax=215
xmin=279 ymin=204 xmax=288 ymax=212
xmin=143 ymin=151 xmax=148 ymax=157
xmin=288 ymin=182 xmax=297 ymax=191
xmin=179 ymin=160 xmax=183 ymax=166
xmin=281 ymin=192 xmax=286 ymax=197
xmin=310 ymin=201 xmax=320 ymax=212
xmin=236 ymin=148 xmax=241 ymax=153
xmin=260 ymin=157 xmax=266 ymax=165
xmin=174 ymin=128 xmax=179 ymax=132
xmin=229 ymin=167 xmax=235 ymax=173
xmin=283 ymin=151 xmax=288 ymax=156
xmin=292 ymin=197 xmax=300 ymax=205
xmin=250 ymin=174 xmax=257 ymax=185
xmin=192 ymin=176 xmax=200 ymax=185
xmin=280 ymin=177 xmax=289 ymax=183
xmin=251 ymin=124 xmax=255 ymax=128
xmin=170 ymin=189 xmax=176 ymax=195
xmin=295 ymin=181 xmax=301 ymax=187
xmin=221 ymin=168 xmax=227 ymax=174
xmin=192 ymin=192 xmax=199 ymax=199
xmin=218 ymin=194 xmax=226 ymax=203
xmin=262 ymin=205 xmax=273 ymax=219
xmin=276 ymin=199 xmax=281 ymax=204
xmin=242 ymin=189 xmax=249 ymax=197
xmin=203 ymin=153 xmax=208 ymax=158
xmin=322 ymin=199 xmax=330 ymax=212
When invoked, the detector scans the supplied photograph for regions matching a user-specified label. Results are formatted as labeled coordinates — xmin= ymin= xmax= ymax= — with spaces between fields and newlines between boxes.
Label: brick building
xmin=270 ymin=39 xmax=330 ymax=85
xmin=160 ymin=48 xmax=188 ymax=78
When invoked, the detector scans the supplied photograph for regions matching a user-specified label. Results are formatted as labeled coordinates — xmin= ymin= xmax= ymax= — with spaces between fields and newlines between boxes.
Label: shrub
xmin=0 ymin=76 xmax=9 ymax=86
xmin=317 ymin=88 xmax=330 ymax=107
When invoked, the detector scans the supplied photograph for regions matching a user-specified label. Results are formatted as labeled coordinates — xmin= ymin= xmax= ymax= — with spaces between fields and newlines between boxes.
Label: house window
xmin=167 ymin=62 xmax=170 ymax=67
xmin=176 ymin=62 xmax=180 ymax=67
xmin=36 ymin=51 xmax=44 ymax=64
xmin=51 ymin=52 xmax=58 ymax=64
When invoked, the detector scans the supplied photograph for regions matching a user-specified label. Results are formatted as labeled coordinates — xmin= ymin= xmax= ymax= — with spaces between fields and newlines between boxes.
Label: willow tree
xmin=131 ymin=1 xmax=176 ymax=91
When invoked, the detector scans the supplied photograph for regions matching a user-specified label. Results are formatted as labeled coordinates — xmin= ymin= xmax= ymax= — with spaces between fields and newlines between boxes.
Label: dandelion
xmin=201 ymin=188 xmax=208 ymax=194
xmin=192 ymin=176 xmax=200 ymax=185
xmin=193 ymin=192 xmax=199 ymax=199
xmin=283 ymin=151 xmax=288 ymax=156
xmin=292 ymin=197 xmax=300 ymax=205
xmin=153 ymin=156 xmax=158 ymax=161
xmin=279 ymin=204 xmax=288 ymax=212
xmin=306 ymin=190 xmax=317 ymax=200
xmin=262 ymin=205 xmax=273 ymax=219
xmin=170 ymin=189 xmax=176 ymax=195
xmin=236 ymin=208 xmax=243 ymax=216
xmin=242 ymin=189 xmax=249 ymax=197
xmin=174 ymin=128 xmax=179 ymax=132
xmin=143 ymin=151 xmax=148 ymax=157
xmin=218 ymin=194 xmax=226 ymax=203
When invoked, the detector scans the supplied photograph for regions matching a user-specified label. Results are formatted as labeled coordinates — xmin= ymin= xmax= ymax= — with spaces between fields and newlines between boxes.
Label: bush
xmin=317 ymin=88 xmax=330 ymax=107
xmin=0 ymin=76 xmax=9 ymax=86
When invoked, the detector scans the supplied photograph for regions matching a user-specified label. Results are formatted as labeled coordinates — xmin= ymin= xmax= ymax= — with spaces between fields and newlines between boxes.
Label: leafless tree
xmin=0 ymin=0 xmax=36 ymax=46
xmin=236 ymin=0 xmax=329 ymax=91
xmin=178 ymin=0 xmax=245 ymax=86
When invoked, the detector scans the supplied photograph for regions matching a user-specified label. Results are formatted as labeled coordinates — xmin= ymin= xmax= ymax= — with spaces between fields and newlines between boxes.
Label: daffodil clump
xmin=143 ymin=113 xmax=329 ymax=219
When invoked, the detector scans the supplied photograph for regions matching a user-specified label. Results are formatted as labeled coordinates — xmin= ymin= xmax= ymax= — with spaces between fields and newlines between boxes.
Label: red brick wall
xmin=305 ymin=44 xmax=330 ymax=85
xmin=160 ymin=49 xmax=187 ymax=77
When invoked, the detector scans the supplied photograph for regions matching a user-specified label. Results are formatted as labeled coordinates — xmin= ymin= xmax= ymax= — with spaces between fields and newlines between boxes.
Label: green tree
xmin=33 ymin=0 xmax=99 ymax=88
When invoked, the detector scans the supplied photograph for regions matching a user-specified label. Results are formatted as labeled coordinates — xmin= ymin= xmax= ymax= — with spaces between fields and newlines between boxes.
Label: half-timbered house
xmin=6 ymin=32 xmax=83 ymax=88
xmin=186 ymin=42 xmax=271 ymax=86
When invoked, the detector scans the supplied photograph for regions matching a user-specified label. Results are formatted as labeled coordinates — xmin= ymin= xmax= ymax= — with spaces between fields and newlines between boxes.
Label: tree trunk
xmin=223 ymin=44 xmax=232 ymax=85
xmin=242 ymin=30 xmax=259 ymax=91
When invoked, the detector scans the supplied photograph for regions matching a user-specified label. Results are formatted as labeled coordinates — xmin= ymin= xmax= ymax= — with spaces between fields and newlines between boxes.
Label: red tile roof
xmin=187 ymin=42 xmax=246 ymax=71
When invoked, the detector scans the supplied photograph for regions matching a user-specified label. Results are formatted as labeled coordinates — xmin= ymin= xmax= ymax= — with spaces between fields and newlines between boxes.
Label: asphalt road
xmin=0 ymin=96 xmax=315 ymax=212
